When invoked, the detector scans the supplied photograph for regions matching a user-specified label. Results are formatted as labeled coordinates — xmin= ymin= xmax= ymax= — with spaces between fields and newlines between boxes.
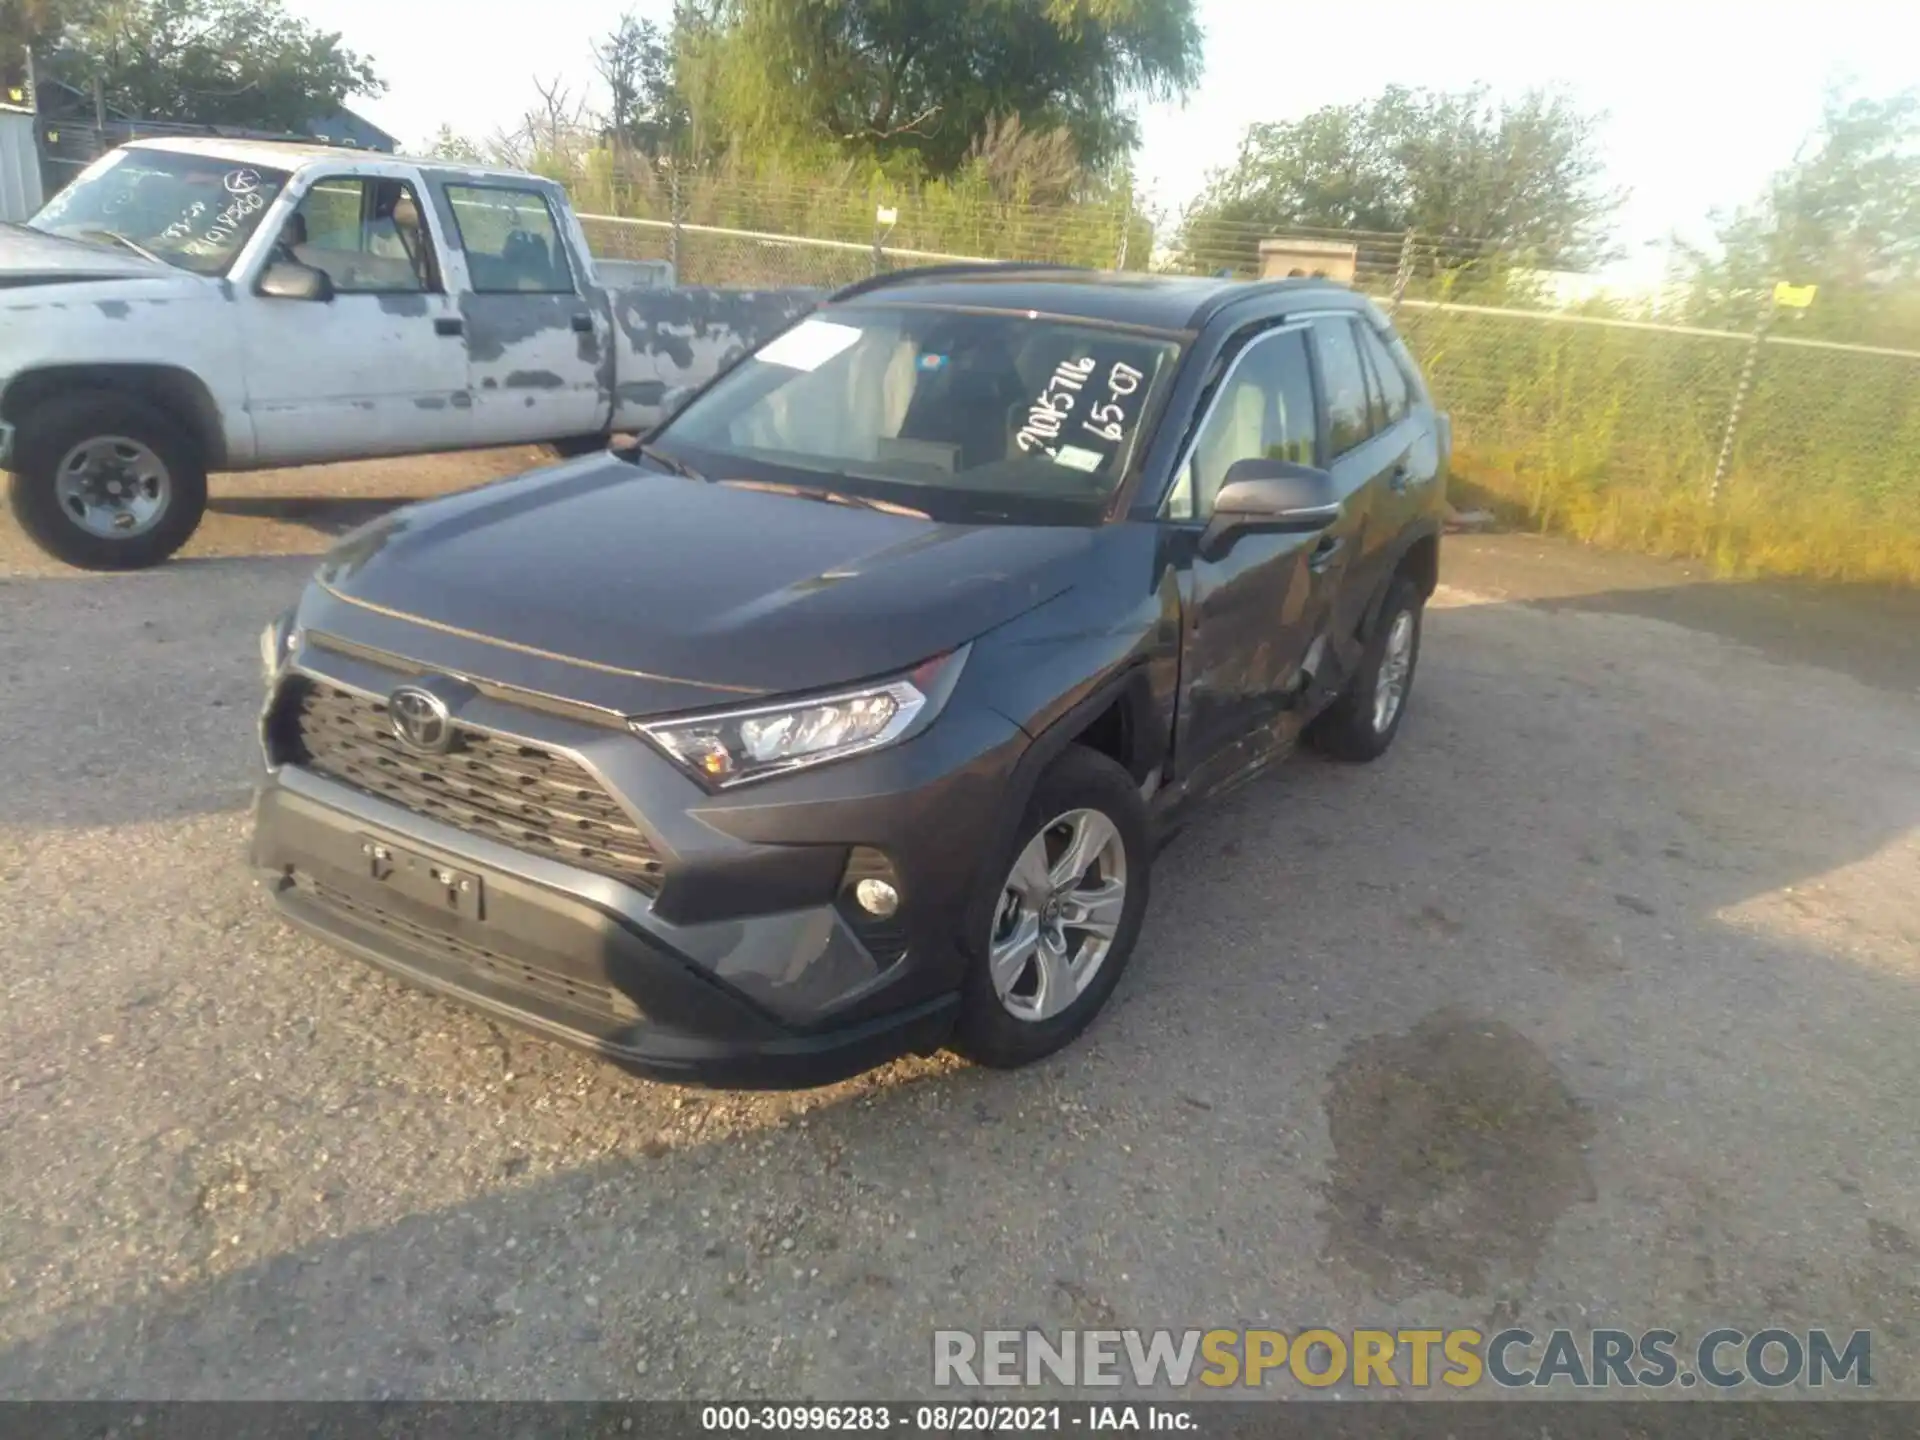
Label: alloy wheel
xmin=988 ymin=807 xmax=1129 ymax=1023
xmin=1372 ymin=609 xmax=1416 ymax=734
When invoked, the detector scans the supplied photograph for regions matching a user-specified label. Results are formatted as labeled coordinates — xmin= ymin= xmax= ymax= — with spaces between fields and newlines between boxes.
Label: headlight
xmin=634 ymin=647 xmax=968 ymax=788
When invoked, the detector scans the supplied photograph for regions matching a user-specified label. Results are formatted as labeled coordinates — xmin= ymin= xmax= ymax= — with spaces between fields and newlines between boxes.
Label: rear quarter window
xmin=1309 ymin=317 xmax=1375 ymax=457
xmin=1356 ymin=321 xmax=1411 ymax=428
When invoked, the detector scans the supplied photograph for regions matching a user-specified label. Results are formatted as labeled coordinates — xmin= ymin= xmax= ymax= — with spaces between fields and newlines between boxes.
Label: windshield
xmin=29 ymin=148 xmax=292 ymax=276
xmin=655 ymin=304 xmax=1183 ymax=523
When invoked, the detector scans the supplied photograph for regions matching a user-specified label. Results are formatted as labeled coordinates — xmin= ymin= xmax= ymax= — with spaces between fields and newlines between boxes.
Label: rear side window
xmin=445 ymin=184 xmax=575 ymax=294
xmin=1309 ymin=317 xmax=1374 ymax=457
xmin=1356 ymin=321 xmax=1411 ymax=428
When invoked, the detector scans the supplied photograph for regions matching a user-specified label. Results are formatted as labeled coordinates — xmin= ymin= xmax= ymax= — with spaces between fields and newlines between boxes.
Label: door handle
xmin=570 ymin=314 xmax=594 ymax=333
xmin=1309 ymin=536 xmax=1346 ymax=574
xmin=434 ymin=317 xmax=464 ymax=337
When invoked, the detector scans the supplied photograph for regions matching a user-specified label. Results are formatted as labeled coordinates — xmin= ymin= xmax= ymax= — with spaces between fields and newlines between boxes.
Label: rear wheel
xmin=1306 ymin=575 xmax=1424 ymax=762
xmin=953 ymin=746 xmax=1151 ymax=1068
xmin=544 ymin=435 xmax=609 ymax=460
xmin=7 ymin=391 xmax=207 ymax=570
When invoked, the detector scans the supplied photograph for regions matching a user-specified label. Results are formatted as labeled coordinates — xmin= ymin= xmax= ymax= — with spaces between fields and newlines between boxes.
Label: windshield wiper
xmin=634 ymin=442 xmax=706 ymax=482
xmin=80 ymin=229 xmax=163 ymax=264
xmin=720 ymin=478 xmax=928 ymax=519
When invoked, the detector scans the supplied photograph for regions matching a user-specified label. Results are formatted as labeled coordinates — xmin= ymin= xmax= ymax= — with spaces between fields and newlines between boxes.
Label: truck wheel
xmin=1306 ymin=575 xmax=1424 ymax=762
xmin=952 ymin=746 xmax=1151 ymax=1069
xmin=7 ymin=391 xmax=208 ymax=571
xmin=544 ymin=435 xmax=608 ymax=460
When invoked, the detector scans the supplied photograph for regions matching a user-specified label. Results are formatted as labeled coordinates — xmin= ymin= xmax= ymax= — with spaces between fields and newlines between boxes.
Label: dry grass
xmin=1453 ymin=447 xmax=1920 ymax=588
xmin=1401 ymin=300 xmax=1920 ymax=588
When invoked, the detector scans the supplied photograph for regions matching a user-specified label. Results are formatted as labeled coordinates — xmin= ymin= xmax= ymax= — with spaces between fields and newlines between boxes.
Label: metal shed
xmin=0 ymin=107 xmax=44 ymax=222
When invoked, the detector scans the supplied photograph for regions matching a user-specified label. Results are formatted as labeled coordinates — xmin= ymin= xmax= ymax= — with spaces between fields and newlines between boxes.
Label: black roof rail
xmin=1187 ymin=275 xmax=1362 ymax=329
xmin=827 ymin=260 xmax=1094 ymax=304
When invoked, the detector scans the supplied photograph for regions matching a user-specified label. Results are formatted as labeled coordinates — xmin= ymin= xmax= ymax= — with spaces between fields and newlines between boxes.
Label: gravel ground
xmin=2 ymin=455 xmax=1917 ymax=1400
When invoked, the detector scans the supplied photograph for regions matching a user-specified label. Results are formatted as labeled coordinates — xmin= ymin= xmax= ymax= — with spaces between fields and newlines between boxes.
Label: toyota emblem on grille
xmin=388 ymin=685 xmax=455 ymax=754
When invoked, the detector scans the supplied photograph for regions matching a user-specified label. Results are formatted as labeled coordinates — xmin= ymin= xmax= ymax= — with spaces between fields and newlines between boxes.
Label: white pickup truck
xmin=1 ymin=137 xmax=816 ymax=568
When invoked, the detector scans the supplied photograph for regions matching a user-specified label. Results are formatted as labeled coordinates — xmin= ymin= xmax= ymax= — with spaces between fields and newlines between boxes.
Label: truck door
xmin=239 ymin=173 xmax=471 ymax=464
xmin=1166 ymin=323 xmax=1350 ymax=793
xmin=438 ymin=181 xmax=610 ymax=445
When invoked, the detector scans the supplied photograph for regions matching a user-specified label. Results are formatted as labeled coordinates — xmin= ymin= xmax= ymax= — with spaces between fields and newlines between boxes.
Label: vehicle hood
xmin=309 ymin=454 xmax=1092 ymax=710
xmin=0 ymin=224 xmax=178 ymax=287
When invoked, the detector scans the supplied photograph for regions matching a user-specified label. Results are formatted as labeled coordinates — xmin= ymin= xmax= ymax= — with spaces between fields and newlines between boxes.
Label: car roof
xmin=829 ymin=266 xmax=1368 ymax=334
xmin=122 ymin=136 xmax=535 ymax=182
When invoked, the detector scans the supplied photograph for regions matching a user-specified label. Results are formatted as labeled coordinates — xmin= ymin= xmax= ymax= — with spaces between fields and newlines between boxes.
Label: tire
xmin=952 ymin=745 xmax=1152 ymax=1069
xmin=1306 ymin=574 xmax=1424 ymax=762
xmin=544 ymin=435 xmax=609 ymax=460
xmin=7 ymin=390 xmax=208 ymax=571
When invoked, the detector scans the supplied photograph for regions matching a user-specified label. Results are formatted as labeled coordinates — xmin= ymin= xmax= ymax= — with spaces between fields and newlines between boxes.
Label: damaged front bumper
xmin=252 ymin=770 xmax=958 ymax=1088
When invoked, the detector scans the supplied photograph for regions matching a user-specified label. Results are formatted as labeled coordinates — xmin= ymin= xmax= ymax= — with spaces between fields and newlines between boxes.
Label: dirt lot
xmin=1 ymin=452 xmax=1917 ymax=1400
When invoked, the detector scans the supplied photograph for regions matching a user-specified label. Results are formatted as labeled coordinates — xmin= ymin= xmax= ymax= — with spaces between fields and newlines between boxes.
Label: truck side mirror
xmin=259 ymin=260 xmax=335 ymax=303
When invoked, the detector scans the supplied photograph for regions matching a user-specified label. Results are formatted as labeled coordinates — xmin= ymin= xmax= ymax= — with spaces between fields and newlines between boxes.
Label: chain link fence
xmin=27 ymin=126 xmax=1920 ymax=582
xmin=1380 ymin=297 xmax=1920 ymax=580
xmin=575 ymin=168 xmax=1920 ymax=583
xmin=575 ymin=163 xmax=1138 ymax=288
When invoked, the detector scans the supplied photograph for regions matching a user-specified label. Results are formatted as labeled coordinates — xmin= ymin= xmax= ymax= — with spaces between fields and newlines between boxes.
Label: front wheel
xmin=952 ymin=746 xmax=1151 ymax=1069
xmin=6 ymin=391 xmax=208 ymax=570
xmin=1306 ymin=575 xmax=1424 ymax=762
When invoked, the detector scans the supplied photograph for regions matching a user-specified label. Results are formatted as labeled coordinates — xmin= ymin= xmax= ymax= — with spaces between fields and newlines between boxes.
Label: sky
xmin=285 ymin=0 xmax=1915 ymax=283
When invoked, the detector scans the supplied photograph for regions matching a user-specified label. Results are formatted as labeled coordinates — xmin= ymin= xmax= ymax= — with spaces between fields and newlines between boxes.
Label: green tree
xmin=595 ymin=10 xmax=691 ymax=155
xmin=425 ymin=123 xmax=482 ymax=163
xmin=675 ymin=0 xmax=1201 ymax=176
xmin=1682 ymin=87 xmax=1920 ymax=344
xmin=2 ymin=0 xmax=64 ymax=100
xmin=33 ymin=0 xmax=381 ymax=132
xmin=1180 ymin=84 xmax=1622 ymax=273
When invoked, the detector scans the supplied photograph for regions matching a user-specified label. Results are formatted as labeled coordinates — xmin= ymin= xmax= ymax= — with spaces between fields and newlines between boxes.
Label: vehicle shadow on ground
xmin=204 ymin=495 xmax=421 ymax=538
xmin=2 ymin=584 xmax=1917 ymax=1399
xmin=1444 ymin=533 xmax=1920 ymax=696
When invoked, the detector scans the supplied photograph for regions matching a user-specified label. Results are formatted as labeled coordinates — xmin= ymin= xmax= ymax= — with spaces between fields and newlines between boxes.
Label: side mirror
xmin=259 ymin=260 xmax=334 ymax=303
xmin=1201 ymin=458 xmax=1341 ymax=555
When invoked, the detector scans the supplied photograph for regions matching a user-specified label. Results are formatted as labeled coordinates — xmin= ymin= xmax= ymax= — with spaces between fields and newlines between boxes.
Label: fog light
xmin=854 ymin=878 xmax=900 ymax=918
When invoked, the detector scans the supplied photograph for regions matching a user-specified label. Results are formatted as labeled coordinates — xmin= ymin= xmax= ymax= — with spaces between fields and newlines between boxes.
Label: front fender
xmin=0 ymin=277 xmax=247 ymax=466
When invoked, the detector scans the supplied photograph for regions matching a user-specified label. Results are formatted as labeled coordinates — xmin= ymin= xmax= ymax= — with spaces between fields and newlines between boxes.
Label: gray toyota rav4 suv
xmin=251 ymin=265 xmax=1449 ymax=1087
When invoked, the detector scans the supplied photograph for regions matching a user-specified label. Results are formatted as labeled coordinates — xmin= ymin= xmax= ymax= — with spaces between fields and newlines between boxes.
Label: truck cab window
xmin=444 ymin=185 xmax=576 ymax=295
xmin=274 ymin=178 xmax=436 ymax=294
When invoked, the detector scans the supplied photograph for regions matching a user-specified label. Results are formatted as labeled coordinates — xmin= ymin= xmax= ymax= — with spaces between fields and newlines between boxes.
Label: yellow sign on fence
xmin=1773 ymin=282 xmax=1819 ymax=309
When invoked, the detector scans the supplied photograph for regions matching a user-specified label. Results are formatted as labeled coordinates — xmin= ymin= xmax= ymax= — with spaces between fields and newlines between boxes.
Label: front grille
xmin=307 ymin=880 xmax=643 ymax=1023
xmin=274 ymin=680 xmax=665 ymax=895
